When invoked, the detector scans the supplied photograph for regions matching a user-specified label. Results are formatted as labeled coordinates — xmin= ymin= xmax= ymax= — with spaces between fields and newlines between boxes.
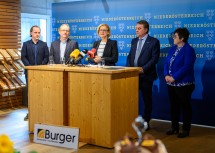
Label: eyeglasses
xmin=172 ymin=34 xmax=179 ymax=39
xmin=99 ymin=29 xmax=108 ymax=32
xmin=60 ymin=30 xmax=70 ymax=32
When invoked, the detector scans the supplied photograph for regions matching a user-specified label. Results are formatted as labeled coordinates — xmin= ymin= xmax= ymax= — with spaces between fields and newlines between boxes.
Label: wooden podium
xmin=26 ymin=65 xmax=139 ymax=147
xmin=25 ymin=65 xmax=68 ymax=132
xmin=65 ymin=66 xmax=139 ymax=148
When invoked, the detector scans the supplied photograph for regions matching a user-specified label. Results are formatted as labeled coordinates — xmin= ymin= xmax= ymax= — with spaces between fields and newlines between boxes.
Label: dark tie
xmin=134 ymin=39 xmax=143 ymax=66
xmin=34 ymin=44 xmax=38 ymax=65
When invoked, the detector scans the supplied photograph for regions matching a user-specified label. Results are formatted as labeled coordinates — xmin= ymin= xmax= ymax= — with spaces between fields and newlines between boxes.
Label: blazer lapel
xmin=133 ymin=38 xmax=139 ymax=56
xmin=139 ymin=37 xmax=150 ymax=56
xmin=131 ymin=39 xmax=138 ymax=63
xmin=56 ymin=40 xmax=61 ymax=56
xmin=64 ymin=39 xmax=71 ymax=56
xmin=36 ymin=41 xmax=41 ymax=56
xmin=29 ymin=41 xmax=35 ymax=56
xmin=103 ymin=40 xmax=110 ymax=57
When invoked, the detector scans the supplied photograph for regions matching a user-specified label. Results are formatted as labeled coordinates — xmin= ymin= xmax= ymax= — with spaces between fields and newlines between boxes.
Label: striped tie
xmin=134 ymin=39 xmax=143 ymax=66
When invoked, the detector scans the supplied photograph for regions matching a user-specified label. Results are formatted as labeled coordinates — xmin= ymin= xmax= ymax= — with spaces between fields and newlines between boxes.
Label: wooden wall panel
xmin=0 ymin=0 xmax=21 ymax=49
xmin=0 ymin=0 xmax=23 ymax=109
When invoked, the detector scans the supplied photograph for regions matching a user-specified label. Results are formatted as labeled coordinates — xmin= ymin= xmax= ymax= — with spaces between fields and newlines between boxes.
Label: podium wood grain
xmin=26 ymin=65 xmax=68 ymax=132
xmin=26 ymin=65 xmax=139 ymax=148
xmin=66 ymin=67 xmax=139 ymax=148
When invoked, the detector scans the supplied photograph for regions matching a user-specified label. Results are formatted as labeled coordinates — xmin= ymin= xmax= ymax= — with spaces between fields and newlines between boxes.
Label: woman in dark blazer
xmin=164 ymin=28 xmax=196 ymax=138
xmin=92 ymin=23 xmax=118 ymax=66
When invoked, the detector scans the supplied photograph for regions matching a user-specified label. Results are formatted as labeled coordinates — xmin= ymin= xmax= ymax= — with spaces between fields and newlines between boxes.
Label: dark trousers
xmin=24 ymin=70 xmax=28 ymax=107
xmin=167 ymin=84 xmax=195 ymax=131
xmin=139 ymin=77 xmax=153 ymax=123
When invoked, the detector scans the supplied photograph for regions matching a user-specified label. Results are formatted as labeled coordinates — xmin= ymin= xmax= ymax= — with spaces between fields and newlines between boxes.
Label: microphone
xmin=87 ymin=48 xmax=96 ymax=58
xmin=74 ymin=49 xmax=88 ymax=64
xmin=85 ymin=48 xmax=96 ymax=63
xmin=66 ymin=49 xmax=80 ymax=64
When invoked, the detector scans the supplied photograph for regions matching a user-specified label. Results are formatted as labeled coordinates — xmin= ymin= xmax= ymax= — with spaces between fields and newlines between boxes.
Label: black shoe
xmin=24 ymin=113 xmax=28 ymax=121
xmin=177 ymin=131 xmax=189 ymax=138
xmin=166 ymin=128 xmax=179 ymax=135
xmin=146 ymin=122 xmax=150 ymax=131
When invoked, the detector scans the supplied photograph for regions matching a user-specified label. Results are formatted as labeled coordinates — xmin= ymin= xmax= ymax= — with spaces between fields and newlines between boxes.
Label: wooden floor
xmin=0 ymin=107 xmax=215 ymax=153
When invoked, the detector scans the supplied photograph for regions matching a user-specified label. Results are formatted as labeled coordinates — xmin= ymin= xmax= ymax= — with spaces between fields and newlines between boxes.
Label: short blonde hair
xmin=97 ymin=23 xmax=111 ymax=38
xmin=58 ymin=24 xmax=70 ymax=32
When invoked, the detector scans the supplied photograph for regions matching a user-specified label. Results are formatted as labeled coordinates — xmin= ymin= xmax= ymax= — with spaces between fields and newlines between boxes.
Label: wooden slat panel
xmin=0 ymin=2 xmax=20 ymax=7
xmin=0 ymin=46 xmax=21 ymax=49
xmin=0 ymin=22 xmax=21 ymax=26
xmin=0 ymin=7 xmax=20 ymax=12
xmin=0 ymin=18 xmax=20 ymax=22
xmin=0 ymin=32 xmax=21 ymax=36
xmin=0 ymin=43 xmax=21 ymax=46
xmin=0 ymin=39 xmax=20 ymax=43
xmin=0 ymin=0 xmax=19 ymax=3
xmin=0 ymin=0 xmax=20 ymax=3
xmin=0 ymin=0 xmax=20 ymax=48
xmin=0 ymin=0 xmax=22 ymax=108
xmin=0 ymin=15 xmax=20 ymax=20
xmin=0 ymin=29 xmax=21 ymax=32
xmin=0 ymin=4 xmax=20 ymax=10
xmin=0 ymin=12 xmax=21 ymax=17
xmin=0 ymin=8 xmax=20 ymax=13
xmin=0 ymin=36 xmax=20 ymax=39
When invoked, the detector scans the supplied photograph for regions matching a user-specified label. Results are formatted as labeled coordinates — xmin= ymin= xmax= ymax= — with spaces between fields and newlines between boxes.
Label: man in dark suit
xmin=127 ymin=20 xmax=160 ymax=130
xmin=21 ymin=25 xmax=49 ymax=120
xmin=50 ymin=24 xmax=79 ymax=64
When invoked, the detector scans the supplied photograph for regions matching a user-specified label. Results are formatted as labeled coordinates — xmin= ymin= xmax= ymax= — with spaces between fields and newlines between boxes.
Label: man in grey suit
xmin=50 ymin=24 xmax=79 ymax=64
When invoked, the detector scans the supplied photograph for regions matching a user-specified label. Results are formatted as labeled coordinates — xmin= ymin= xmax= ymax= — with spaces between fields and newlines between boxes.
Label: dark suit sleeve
xmin=143 ymin=39 xmax=160 ymax=73
xmin=69 ymin=41 xmax=79 ymax=56
xmin=93 ymin=41 xmax=98 ymax=50
xmin=42 ymin=42 xmax=49 ymax=64
xmin=70 ymin=41 xmax=79 ymax=53
xmin=103 ymin=40 xmax=118 ymax=64
xmin=50 ymin=42 xmax=54 ymax=58
xmin=74 ymin=41 xmax=79 ymax=50
xmin=126 ymin=39 xmax=134 ymax=67
xmin=126 ymin=53 xmax=131 ymax=66
xmin=50 ymin=41 xmax=60 ymax=64
xmin=68 ymin=41 xmax=79 ymax=56
xmin=21 ymin=42 xmax=31 ymax=66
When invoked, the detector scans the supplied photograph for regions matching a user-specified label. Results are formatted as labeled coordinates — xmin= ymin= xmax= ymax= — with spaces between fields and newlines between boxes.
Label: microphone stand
xmin=65 ymin=58 xmax=71 ymax=65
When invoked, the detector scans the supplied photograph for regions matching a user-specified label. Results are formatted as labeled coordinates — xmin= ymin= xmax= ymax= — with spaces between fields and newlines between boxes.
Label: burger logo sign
xmin=34 ymin=124 xmax=79 ymax=149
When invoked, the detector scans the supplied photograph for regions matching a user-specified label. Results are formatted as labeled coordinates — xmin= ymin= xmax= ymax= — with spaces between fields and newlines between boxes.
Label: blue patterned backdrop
xmin=52 ymin=0 xmax=215 ymax=126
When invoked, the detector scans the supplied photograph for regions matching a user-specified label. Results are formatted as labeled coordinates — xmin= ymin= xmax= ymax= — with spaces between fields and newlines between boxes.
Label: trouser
xmin=24 ymin=70 xmax=28 ymax=107
xmin=167 ymin=84 xmax=195 ymax=131
xmin=139 ymin=78 xmax=153 ymax=123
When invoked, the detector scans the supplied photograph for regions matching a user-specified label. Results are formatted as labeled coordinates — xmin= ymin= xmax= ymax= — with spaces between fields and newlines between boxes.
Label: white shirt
xmin=97 ymin=41 xmax=106 ymax=57
xmin=60 ymin=40 xmax=67 ymax=59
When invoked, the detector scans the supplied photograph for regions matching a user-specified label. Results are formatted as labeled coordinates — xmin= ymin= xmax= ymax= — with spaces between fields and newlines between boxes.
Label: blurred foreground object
xmin=0 ymin=134 xmax=16 ymax=153
xmin=114 ymin=116 xmax=168 ymax=153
